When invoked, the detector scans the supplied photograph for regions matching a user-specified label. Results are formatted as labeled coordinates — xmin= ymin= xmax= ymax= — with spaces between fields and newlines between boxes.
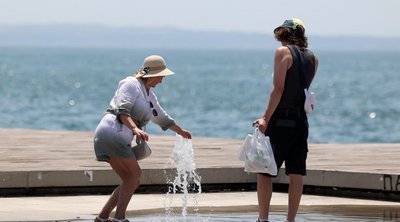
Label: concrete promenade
xmin=2 ymin=192 xmax=400 ymax=221
xmin=1 ymin=128 xmax=400 ymax=221
xmin=1 ymin=128 xmax=400 ymax=192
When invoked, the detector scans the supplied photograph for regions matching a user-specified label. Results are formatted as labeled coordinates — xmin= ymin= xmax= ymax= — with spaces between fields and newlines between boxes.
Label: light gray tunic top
xmin=93 ymin=76 xmax=175 ymax=161
xmin=107 ymin=76 xmax=175 ymax=130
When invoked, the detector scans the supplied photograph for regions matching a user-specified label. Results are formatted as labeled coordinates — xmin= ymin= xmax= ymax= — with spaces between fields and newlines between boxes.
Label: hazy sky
xmin=1 ymin=0 xmax=399 ymax=38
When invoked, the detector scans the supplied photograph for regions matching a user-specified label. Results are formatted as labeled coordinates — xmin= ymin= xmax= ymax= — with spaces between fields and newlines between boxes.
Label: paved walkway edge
xmin=1 ymin=168 xmax=399 ymax=193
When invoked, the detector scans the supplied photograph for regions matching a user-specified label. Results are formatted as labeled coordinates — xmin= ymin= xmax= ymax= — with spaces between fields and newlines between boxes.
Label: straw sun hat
xmin=135 ymin=55 xmax=175 ymax=78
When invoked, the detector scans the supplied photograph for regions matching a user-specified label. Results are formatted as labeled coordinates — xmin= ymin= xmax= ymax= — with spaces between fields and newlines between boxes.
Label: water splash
xmin=165 ymin=134 xmax=202 ymax=219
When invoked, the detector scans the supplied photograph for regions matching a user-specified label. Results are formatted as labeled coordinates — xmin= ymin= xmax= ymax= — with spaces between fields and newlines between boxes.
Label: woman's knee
xmin=134 ymin=167 xmax=142 ymax=178
xmin=133 ymin=178 xmax=140 ymax=190
xmin=131 ymin=166 xmax=141 ymax=187
xmin=127 ymin=175 xmax=140 ymax=190
xmin=133 ymin=169 xmax=141 ymax=189
xmin=120 ymin=174 xmax=140 ymax=191
xmin=109 ymin=156 xmax=142 ymax=188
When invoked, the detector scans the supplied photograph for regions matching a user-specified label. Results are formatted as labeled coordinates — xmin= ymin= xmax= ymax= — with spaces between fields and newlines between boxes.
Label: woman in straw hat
xmin=253 ymin=19 xmax=318 ymax=222
xmin=93 ymin=55 xmax=191 ymax=222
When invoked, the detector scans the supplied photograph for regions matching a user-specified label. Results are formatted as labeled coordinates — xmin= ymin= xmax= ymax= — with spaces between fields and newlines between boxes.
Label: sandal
xmin=95 ymin=216 xmax=110 ymax=222
xmin=110 ymin=218 xmax=130 ymax=222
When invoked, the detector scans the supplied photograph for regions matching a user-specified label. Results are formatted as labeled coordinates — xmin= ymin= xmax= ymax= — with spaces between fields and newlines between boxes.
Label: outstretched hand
xmin=170 ymin=124 xmax=192 ymax=139
xmin=179 ymin=129 xmax=192 ymax=139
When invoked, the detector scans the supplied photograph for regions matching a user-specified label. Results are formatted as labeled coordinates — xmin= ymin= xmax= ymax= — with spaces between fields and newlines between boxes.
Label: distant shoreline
xmin=1 ymin=25 xmax=400 ymax=51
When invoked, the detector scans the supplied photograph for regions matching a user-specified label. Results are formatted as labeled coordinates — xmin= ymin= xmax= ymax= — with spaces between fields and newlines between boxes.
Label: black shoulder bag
xmin=288 ymin=45 xmax=316 ymax=114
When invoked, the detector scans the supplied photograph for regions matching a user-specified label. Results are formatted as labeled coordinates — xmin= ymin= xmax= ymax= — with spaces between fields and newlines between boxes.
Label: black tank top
xmin=275 ymin=45 xmax=315 ymax=112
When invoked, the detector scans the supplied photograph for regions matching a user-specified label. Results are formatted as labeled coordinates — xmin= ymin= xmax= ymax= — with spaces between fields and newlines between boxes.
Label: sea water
xmin=1 ymin=48 xmax=400 ymax=142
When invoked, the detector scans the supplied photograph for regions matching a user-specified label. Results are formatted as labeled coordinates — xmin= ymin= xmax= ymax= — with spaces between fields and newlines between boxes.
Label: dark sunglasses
xmin=149 ymin=101 xmax=158 ymax=116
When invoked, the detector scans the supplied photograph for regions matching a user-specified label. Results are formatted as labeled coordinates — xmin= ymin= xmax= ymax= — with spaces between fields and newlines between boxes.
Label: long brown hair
xmin=274 ymin=27 xmax=308 ymax=48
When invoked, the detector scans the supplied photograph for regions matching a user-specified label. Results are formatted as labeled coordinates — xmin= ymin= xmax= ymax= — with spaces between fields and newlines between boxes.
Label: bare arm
xmin=119 ymin=114 xmax=149 ymax=141
xmin=254 ymin=46 xmax=292 ymax=133
xmin=313 ymin=54 xmax=319 ymax=81
xmin=170 ymin=124 xmax=192 ymax=139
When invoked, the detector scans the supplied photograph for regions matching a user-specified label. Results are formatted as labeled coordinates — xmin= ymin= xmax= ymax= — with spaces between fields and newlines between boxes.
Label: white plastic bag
xmin=237 ymin=133 xmax=252 ymax=161
xmin=244 ymin=128 xmax=277 ymax=175
xmin=304 ymin=88 xmax=316 ymax=114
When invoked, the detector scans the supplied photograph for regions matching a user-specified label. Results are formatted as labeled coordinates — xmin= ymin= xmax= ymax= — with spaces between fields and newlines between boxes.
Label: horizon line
xmin=1 ymin=23 xmax=399 ymax=39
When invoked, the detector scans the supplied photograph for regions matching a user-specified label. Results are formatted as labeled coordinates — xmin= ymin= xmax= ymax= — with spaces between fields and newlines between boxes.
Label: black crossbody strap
xmin=288 ymin=45 xmax=308 ymax=90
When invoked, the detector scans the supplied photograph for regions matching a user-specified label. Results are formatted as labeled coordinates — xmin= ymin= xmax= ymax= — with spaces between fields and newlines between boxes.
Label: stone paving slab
xmin=1 ymin=192 xmax=399 ymax=222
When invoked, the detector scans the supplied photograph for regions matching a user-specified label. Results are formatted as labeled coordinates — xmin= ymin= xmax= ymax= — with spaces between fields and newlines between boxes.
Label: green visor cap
xmin=274 ymin=18 xmax=305 ymax=32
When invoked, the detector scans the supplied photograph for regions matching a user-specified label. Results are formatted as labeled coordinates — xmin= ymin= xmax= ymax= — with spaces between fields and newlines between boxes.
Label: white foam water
xmin=164 ymin=134 xmax=202 ymax=220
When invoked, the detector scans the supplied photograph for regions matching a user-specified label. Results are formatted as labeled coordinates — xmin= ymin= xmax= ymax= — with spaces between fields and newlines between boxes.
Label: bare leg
xmin=97 ymin=186 xmax=121 ymax=219
xmin=97 ymin=156 xmax=141 ymax=220
xmin=257 ymin=174 xmax=273 ymax=220
xmin=287 ymin=174 xmax=303 ymax=221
